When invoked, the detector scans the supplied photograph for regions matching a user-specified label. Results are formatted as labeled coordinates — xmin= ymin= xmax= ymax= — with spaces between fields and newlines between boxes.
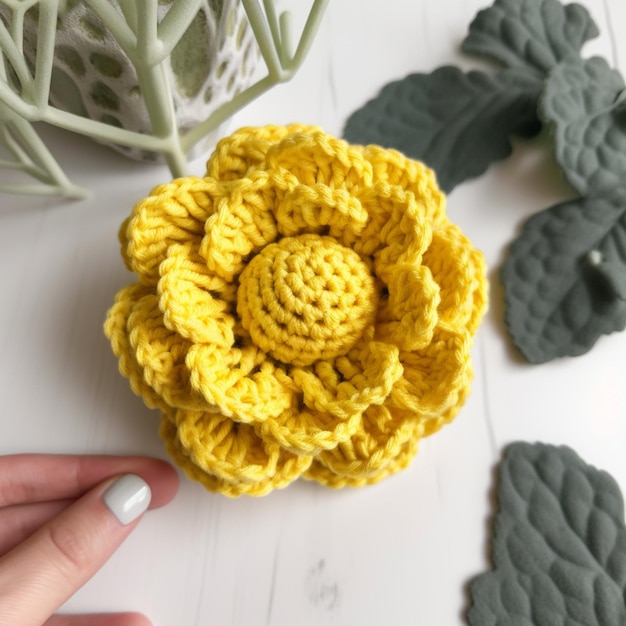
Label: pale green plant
xmin=0 ymin=0 xmax=328 ymax=198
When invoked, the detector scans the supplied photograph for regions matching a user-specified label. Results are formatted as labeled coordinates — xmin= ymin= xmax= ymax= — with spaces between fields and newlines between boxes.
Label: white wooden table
xmin=2 ymin=1 xmax=626 ymax=624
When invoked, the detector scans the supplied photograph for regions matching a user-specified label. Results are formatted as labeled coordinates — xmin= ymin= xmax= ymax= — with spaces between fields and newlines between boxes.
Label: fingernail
xmin=103 ymin=474 xmax=152 ymax=525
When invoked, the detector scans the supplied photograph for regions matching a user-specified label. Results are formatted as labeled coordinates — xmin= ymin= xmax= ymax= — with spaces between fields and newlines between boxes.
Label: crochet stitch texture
xmin=105 ymin=124 xmax=488 ymax=497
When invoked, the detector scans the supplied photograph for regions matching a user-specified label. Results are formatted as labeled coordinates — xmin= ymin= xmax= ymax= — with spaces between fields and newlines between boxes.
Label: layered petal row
xmin=105 ymin=125 xmax=488 ymax=496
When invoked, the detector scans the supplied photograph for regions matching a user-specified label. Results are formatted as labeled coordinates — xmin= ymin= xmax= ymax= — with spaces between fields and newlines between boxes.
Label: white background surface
xmin=2 ymin=1 xmax=626 ymax=624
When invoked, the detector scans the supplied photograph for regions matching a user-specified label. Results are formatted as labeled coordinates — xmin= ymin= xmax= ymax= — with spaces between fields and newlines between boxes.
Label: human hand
xmin=0 ymin=454 xmax=179 ymax=626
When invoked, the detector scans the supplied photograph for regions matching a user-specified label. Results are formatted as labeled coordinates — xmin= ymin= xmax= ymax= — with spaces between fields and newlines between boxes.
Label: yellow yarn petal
xmin=265 ymin=130 xmax=373 ymax=191
xmin=161 ymin=411 xmax=312 ymax=497
xmin=389 ymin=326 xmax=474 ymax=431
xmin=375 ymin=263 xmax=440 ymax=351
xmin=362 ymin=145 xmax=447 ymax=226
xmin=305 ymin=409 xmax=422 ymax=488
xmin=467 ymin=248 xmax=489 ymax=336
xmin=349 ymin=182 xmax=430 ymax=259
xmin=104 ymin=283 xmax=167 ymax=411
xmin=422 ymin=225 xmax=488 ymax=330
xmin=158 ymin=242 xmax=236 ymax=346
xmin=421 ymin=383 xmax=472 ymax=438
xmin=200 ymin=173 xmax=279 ymax=282
xmin=206 ymin=124 xmax=321 ymax=181
xmin=127 ymin=292 xmax=207 ymax=411
xmin=260 ymin=399 xmax=364 ymax=456
xmin=351 ymin=183 xmax=441 ymax=350
xmin=121 ymin=177 xmax=224 ymax=284
xmin=187 ymin=342 xmax=294 ymax=422
xmin=274 ymin=183 xmax=369 ymax=239
xmin=292 ymin=339 xmax=403 ymax=420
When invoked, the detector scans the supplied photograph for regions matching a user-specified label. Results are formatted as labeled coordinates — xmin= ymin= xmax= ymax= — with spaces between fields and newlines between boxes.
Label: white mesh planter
xmin=0 ymin=0 xmax=328 ymax=197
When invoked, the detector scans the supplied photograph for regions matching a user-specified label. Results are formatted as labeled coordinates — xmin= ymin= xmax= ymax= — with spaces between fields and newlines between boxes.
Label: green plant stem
xmin=10 ymin=4 xmax=26 ymax=55
xmin=279 ymin=10 xmax=294 ymax=65
xmin=40 ymin=107 xmax=168 ymax=152
xmin=117 ymin=0 xmax=139 ymax=35
xmin=181 ymin=74 xmax=275 ymax=153
xmin=262 ymin=0 xmax=283 ymax=64
xmin=0 ymin=19 xmax=33 ymax=97
xmin=286 ymin=0 xmax=328 ymax=74
xmin=135 ymin=61 xmax=189 ymax=177
xmin=33 ymin=2 xmax=57 ymax=109
xmin=242 ymin=0 xmax=283 ymax=78
xmin=84 ymin=0 xmax=137 ymax=56
xmin=153 ymin=0 xmax=203 ymax=65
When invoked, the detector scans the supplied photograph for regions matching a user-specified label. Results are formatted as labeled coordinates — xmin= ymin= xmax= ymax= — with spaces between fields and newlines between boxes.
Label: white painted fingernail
xmin=103 ymin=474 xmax=151 ymax=525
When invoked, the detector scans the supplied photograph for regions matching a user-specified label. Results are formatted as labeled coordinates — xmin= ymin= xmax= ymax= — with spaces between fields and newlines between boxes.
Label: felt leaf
xmin=501 ymin=192 xmax=626 ymax=363
xmin=540 ymin=55 xmax=626 ymax=196
xmin=461 ymin=0 xmax=599 ymax=79
xmin=343 ymin=67 xmax=541 ymax=193
xmin=468 ymin=442 xmax=626 ymax=626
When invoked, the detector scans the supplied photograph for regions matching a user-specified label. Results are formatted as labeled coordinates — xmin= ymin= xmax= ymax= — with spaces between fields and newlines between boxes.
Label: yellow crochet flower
xmin=105 ymin=124 xmax=487 ymax=497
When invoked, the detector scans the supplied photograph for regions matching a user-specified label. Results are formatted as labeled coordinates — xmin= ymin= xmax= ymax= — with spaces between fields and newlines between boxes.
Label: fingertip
xmin=141 ymin=459 xmax=179 ymax=509
xmin=125 ymin=613 xmax=151 ymax=626
xmin=103 ymin=475 xmax=152 ymax=526
xmin=46 ymin=611 xmax=152 ymax=626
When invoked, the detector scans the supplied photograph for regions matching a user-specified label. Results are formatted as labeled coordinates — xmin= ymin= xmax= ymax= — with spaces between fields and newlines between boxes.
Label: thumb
xmin=0 ymin=474 xmax=152 ymax=626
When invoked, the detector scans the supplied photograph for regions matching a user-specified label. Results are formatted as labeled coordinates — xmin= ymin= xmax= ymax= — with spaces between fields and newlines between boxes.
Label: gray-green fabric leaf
xmin=462 ymin=0 xmax=599 ymax=79
xmin=468 ymin=441 xmax=626 ymax=625
xmin=342 ymin=67 xmax=541 ymax=193
xmin=501 ymin=192 xmax=626 ymax=363
xmin=540 ymin=56 xmax=626 ymax=196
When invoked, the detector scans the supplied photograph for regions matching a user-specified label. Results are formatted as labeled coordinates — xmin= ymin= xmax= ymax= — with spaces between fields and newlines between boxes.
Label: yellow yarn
xmin=105 ymin=124 xmax=488 ymax=497
xmin=238 ymin=234 xmax=378 ymax=366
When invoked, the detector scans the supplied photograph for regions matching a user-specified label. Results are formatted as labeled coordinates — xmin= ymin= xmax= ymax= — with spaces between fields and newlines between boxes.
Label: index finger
xmin=0 ymin=454 xmax=178 ymax=508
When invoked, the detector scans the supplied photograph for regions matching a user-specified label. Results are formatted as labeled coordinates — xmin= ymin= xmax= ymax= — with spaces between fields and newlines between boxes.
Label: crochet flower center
xmin=237 ymin=233 xmax=378 ymax=366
